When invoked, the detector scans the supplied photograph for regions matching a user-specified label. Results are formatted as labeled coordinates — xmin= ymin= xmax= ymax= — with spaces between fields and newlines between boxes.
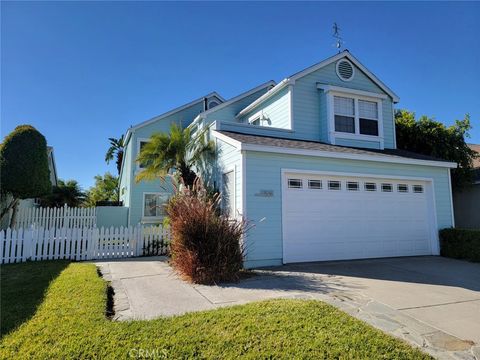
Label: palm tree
xmin=38 ymin=180 xmax=86 ymax=207
xmin=135 ymin=124 xmax=215 ymax=188
xmin=105 ymin=135 xmax=125 ymax=175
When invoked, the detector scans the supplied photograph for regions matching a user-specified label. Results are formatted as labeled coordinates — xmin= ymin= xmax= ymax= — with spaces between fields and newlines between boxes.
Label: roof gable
xmin=290 ymin=51 xmax=399 ymax=102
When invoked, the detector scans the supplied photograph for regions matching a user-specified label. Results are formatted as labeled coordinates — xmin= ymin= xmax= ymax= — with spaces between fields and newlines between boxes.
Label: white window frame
xmin=248 ymin=110 xmax=270 ymax=127
xmin=142 ymin=192 xmax=168 ymax=221
xmin=322 ymin=87 xmax=385 ymax=149
xmin=222 ymin=167 xmax=236 ymax=218
xmin=136 ymin=138 xmax=150 ymax=171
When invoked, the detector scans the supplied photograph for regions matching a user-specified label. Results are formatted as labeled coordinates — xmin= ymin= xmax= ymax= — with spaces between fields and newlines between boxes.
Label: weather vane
xmin=332 ymin=22 xmax=344 ymax=52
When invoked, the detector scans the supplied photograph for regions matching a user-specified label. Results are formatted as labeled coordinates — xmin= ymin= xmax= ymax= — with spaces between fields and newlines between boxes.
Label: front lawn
xmin=0 ymin=261 xmax=431 ymax=359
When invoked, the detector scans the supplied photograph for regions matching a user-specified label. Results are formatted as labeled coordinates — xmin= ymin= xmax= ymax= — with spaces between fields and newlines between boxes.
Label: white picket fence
xmin=0 ymin=225 xmax=170 ymax=264
xmin=13 ymin=205 xmax=96 ymax=230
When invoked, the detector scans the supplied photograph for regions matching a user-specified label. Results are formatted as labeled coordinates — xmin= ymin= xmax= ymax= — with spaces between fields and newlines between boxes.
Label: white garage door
xmin=282 ymin=172 xmax=436 ymax=263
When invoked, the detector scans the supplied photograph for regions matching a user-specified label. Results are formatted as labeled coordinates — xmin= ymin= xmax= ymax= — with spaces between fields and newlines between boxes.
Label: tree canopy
xmin=38 ymin=180 xmax=86 ymax=208
xmin=84 ymin=173 xmax=119 ymax=207
xmin=395 ymin=110 xmax=478 ymax=188
xmin=105 ymin=135 xmax=125 ymax=175
xmin=0 ymin=125 xmax=51 ymax=199
xmin=135 ymin=124 xmax=215 ymax=188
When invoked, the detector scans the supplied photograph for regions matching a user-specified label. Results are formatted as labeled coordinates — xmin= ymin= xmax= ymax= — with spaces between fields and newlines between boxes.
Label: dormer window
xmin=334 ymin=96 xmax=355 ymax=133
xmin=334 ymin=95 xmax=379 ymax=136
xmin=359 ymin=100 xmax=379 ymax=136
xmin=207 ymin=100 xmax=219 ymax=109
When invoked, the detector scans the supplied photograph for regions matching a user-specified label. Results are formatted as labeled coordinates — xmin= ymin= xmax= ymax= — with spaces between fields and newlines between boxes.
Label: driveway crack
xmin=398 ymin=298 xmax=480 ymax=311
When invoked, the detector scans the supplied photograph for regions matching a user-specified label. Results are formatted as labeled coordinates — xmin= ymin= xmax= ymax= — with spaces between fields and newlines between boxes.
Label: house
xmin=453 ymin=144 xmax=480 ymax=229
xmin=119 ymin=50 xmax=457 ymax=268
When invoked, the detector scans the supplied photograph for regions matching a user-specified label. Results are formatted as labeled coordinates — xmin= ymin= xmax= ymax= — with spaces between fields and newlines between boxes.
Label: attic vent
xmin=336 ymin=59 xmax=354 ymax=81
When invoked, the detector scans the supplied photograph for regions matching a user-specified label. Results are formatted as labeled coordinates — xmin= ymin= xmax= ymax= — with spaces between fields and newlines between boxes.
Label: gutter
xmin=236 ymin=79 xmax=290 ymax=118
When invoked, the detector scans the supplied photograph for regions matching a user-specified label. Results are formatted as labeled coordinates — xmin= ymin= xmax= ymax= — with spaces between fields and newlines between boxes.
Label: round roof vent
xmin=336 ymin=59 xmax=355 ymax=81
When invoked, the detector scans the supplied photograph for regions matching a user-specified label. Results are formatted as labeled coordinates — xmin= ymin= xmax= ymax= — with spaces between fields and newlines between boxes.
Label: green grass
xmin=0 ymin=261 xmax=431 ymax=359
xmin=1 ymin=260 xmax=70 ymax=336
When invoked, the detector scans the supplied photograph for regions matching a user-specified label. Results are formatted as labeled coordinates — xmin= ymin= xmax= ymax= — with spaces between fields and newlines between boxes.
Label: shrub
xmin=0 ymin=125 xmax=51 ymax=199
xmin=439 ymin=228 xmax=480 ymax=262
xmin=166 ymin=180 xmax=246 ymax=284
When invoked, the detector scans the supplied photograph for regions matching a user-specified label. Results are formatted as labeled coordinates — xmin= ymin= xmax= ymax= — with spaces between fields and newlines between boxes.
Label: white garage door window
xmin=282 ymin=172 xmax=437 ymax=263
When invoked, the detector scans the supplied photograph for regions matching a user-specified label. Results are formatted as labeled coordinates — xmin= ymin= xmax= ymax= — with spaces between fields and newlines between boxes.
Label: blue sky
xmin=2 ymin=1 xmax=479 ymax=189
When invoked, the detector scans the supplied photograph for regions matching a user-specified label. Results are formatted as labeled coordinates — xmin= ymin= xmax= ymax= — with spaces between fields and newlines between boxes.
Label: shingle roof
xmin=217 ymin=131 xmax=453 ymax=163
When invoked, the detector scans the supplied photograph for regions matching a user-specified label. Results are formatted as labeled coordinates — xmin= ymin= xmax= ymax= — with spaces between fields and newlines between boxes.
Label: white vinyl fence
xmin=13 ymin=205 xmax=96 ymax=230
xmin=0 ymin=225 xmax=170 ymax=264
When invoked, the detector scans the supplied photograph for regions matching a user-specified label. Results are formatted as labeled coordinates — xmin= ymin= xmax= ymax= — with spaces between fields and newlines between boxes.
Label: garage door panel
xmin=283 ymin=173 xmax=434 ymax=263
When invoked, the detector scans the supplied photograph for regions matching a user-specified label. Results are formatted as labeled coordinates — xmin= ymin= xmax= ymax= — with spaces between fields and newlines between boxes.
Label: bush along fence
xmin=439 ymin=228 xmax=480 ymax=262
xmin=0 ymin=225 xmax=170 ymax=264
xmin=12 ymin=205 xmax=96 ymax=230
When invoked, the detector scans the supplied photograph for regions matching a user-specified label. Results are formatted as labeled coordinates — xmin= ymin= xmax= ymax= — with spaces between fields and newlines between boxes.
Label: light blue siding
xmin=203 ymin=87 xmax=271 ymax=125
xmin=239 ymin=87 xmax=291 ymax=129
xmin=293 ymin=61 xmax=396 ymax=148
xmin=335 ymin=138 xmax=381 ymax=149
xmin=96 ymin=206 xmax=129 ymax=227
xmin=124 ymin=101 xmax=207 ymax=225
xmin=243 ymin=151 xmax=453 ymax=268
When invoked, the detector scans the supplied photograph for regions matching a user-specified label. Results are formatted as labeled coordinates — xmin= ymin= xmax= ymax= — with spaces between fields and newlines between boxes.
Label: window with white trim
xmin=381 ymin=183 xmax=393 ymax=192
xmin=347 ymin=181 xmax=359 ymax=191
xmin=397 ymin=184 xmax=409 ymax=193
xmin=364 ymin=182 xmax=377 ymax=191
xmin=334 ymin=96 xmax=355 ymax=133
xmin=288 ymin=179 xmax=303 ymax=189
xmin=331 ymin=93 xmax=382 ymax=139
xmin=359 ymin=100 xmax=379 ymax=136
xmin=308 ymin=179 xmax=322 ymax=189
xmin=222 ymin=171 xmax=235 ymax=216
xmin=413 ymin=185 xmax=424 ymax=193
xmin=143 ymin=193 xmax=168 ymax=218
xmin=328 ymin=180 xmax=341 ymax=190
xmin=138 ymin=140 xmax=150 ymax=169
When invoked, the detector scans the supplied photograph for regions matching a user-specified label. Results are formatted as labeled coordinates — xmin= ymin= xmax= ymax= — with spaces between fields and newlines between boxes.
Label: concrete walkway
xmin=96 ymin=256 xmax=480 ymax=360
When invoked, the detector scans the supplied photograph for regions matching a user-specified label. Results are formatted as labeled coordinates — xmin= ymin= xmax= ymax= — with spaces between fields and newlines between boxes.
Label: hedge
xmin=439 ymin=228 xmax=480 ymax=262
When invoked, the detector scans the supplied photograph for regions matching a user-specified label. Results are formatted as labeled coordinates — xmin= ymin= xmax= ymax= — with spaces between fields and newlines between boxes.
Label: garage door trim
xmin=280 ymin=168 xmax=440 ymax=263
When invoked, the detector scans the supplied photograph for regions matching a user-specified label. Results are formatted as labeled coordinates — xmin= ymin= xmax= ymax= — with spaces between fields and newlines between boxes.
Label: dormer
xmin=236 ymin=51 xmax=400 ymax=150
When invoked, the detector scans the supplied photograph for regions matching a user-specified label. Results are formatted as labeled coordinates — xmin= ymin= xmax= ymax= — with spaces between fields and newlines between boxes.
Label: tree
xmin=84 ymin=173 xmax=119 ymax=207
xmin=0 ymin=125 xmax=51 ymax=224
xmin=136 ymin=124 xmax=215 ymax=187
xmin=105 ymin=135 xmax=125 ymax=175
xmin=38 ymin=180 xmax=86 ymax=207
xmin=395 ymin=110 xmax=478 ymax=188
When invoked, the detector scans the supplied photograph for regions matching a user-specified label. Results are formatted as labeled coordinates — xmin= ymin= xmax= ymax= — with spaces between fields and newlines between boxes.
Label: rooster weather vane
xmin=332 ymin=22 xmax=344 ymax=52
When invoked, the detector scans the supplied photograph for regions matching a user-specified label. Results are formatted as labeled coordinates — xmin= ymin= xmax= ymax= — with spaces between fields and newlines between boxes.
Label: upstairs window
xmin=330 ymin=92 xmax=382 ymax=140
xmin=359 ymin=100 xmax=379 ymax=136
xmin=138 ymin=140 xmax=150 ymax=169
xmin=334 ymin=96 xmax=355 ymax=133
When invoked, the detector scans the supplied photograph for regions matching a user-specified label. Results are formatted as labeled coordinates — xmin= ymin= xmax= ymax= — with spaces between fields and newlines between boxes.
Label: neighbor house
xmin=453 ymin=144 xmax=480 ymax=229
xmin=119 ymin=50 xmax=456 ymax=268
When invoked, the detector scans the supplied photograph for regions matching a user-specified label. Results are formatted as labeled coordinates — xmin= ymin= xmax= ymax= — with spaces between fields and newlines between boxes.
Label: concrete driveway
xmin=97 ymin=256 xmax=480 ymax=359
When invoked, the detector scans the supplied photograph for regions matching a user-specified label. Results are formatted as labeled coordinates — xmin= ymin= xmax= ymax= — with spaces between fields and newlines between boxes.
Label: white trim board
xmin=210 ymin=130 xmax=457 ymax=169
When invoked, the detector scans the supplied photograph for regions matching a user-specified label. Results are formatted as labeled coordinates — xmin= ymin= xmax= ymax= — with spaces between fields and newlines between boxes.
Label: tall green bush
xmin=0 ymin=125 xmax=51 ymax=222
